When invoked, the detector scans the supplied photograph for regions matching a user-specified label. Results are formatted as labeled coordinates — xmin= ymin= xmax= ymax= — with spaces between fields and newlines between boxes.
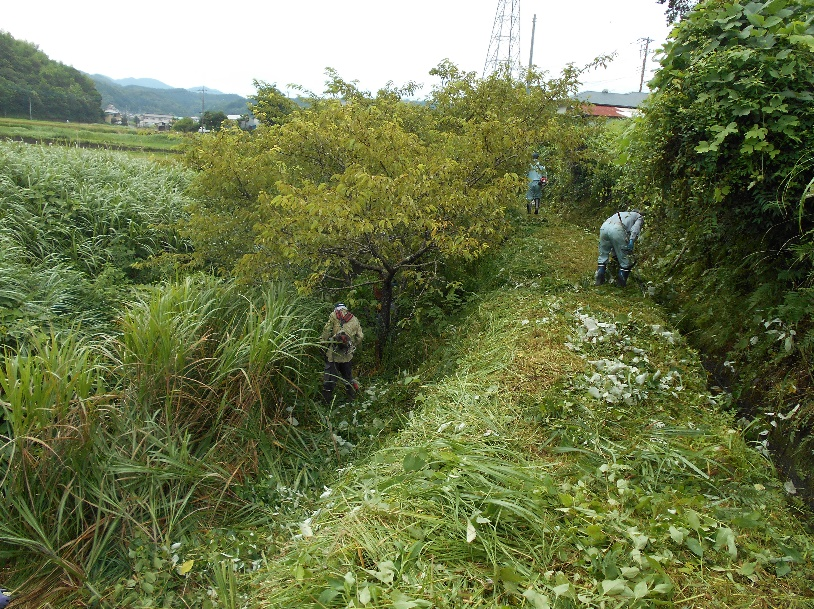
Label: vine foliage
xmin=629 ymin=0 xmax=814 ymax=352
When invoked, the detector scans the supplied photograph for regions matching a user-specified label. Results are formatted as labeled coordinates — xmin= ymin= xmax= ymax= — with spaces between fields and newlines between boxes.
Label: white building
xmin=137 ymin=114 xmax=175 ymax=130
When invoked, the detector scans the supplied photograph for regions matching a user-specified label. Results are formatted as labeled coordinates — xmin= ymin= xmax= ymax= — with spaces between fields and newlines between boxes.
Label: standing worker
xmin=595 ymin=209 xmax=645 ymax=287
xmin=525 ymin=152 xmax=548 ymax=215
xmin=321 ymin=303 xmax=364 ymax=404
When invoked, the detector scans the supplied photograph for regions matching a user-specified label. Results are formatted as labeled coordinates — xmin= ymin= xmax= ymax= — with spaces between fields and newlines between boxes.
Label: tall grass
xmin=0 ymin=232 xmax=89 ymax=344
xmin=0 ymin=278 xmax=322 ymax=607
xmin=0 ymin=330 xmax=107 ymax=437
xmin=0 ymin=140 xmax=192 ymax=345
xmin=115 ymin=276 xmax=318 ymax=434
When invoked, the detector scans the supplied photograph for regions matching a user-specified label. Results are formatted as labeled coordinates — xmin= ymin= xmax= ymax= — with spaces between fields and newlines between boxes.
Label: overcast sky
xmin=3 ymin=0 xmax=675 ymax=98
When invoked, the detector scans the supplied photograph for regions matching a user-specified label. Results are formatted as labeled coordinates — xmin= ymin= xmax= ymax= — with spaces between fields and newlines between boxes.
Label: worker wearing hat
xmin=320 ymin=303 xmax=364 ymax=403
xmin=525 ymin=152 xmax=548 ymax=214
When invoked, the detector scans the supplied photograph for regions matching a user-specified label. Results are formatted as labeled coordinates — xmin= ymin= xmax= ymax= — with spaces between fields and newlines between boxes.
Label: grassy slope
xmin=247 ymin=213 xmax=814 ymax=608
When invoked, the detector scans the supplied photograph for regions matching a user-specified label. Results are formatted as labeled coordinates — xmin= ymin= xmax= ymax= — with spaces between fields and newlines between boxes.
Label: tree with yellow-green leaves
xmin=183 ymin=63 xmax=589 ymax=358
xmin=248 ymin=80 xmax=300 ymax=126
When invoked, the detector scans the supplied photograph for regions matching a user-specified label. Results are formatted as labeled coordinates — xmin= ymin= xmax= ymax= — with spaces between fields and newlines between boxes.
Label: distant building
xmin=227 ymin=114 xmax=259 ymax=130
xmin=575 ymin=91 xmax=649 ymax=119
xmin=137 ymin=113 xmax=175 ymax=130
xmin=104 ymin=104 xmax=123 ymax=125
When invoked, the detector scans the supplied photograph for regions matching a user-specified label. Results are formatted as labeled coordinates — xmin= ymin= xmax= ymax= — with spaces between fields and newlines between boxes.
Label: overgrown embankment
xmin=592 ymin=0 xmax=814 ymax=513
xmin=248 ymin=214 xmax=814 ymax=608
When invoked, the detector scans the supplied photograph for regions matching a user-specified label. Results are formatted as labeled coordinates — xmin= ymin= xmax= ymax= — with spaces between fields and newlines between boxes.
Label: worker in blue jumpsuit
xmin=595 ymin=210 xmax=644 ymax=287
xmin=525 ymin=152 xmax=547 ymax=214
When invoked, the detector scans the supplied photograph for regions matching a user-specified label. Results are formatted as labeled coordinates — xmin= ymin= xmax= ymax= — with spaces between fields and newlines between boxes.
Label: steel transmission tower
xmin=483 ymin=0 xmax=521 ymax=77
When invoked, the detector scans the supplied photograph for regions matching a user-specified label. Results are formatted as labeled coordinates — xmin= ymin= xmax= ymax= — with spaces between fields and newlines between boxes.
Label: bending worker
xmin=595 ymin=209 xmax=644 ymax=287
xmin=320 ymin=303 xmax=363 ymax=403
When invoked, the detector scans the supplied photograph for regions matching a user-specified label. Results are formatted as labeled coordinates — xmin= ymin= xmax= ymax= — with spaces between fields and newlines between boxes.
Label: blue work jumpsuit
xmin=598 ymin=211 xmax=644 ymax=271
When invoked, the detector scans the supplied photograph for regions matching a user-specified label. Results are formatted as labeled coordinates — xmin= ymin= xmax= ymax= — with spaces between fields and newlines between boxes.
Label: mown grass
xmin=246 ymin=212 xmax=814 ymax=608
xmin=0 ymin=117 xmax=188 ymax=156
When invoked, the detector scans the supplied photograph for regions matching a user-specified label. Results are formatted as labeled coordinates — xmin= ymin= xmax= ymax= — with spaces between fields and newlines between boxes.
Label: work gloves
xmin=625 ymin=239 xmax=635 ymax=252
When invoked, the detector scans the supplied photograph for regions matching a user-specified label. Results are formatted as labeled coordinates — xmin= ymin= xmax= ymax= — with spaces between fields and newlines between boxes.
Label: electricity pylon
xmin=483 ymin=0 xmax=521 ymax=77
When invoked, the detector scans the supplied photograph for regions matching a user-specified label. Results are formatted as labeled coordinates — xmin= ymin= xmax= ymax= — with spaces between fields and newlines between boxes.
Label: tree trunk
xmin=375 ymin=273 xmax=394 ymax=362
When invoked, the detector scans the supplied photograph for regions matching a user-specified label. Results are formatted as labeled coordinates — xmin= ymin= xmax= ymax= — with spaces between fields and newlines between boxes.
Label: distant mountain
xmin=89 ymin=74 xmax=172 ymax=90
xmin=0 ymin=31 xmax=247 ymax=121
xmin=98 ymin=77 xmax=228 ymax=95
xmin=186 ymin=86 xmax=227 ymax=96
xmin=89 ymin=75 xmax=250 ymax=117
xmin=90 ymin=75 xmax=229 ymax=97
xmin=113 ymin=77 xmax=174 ymax=89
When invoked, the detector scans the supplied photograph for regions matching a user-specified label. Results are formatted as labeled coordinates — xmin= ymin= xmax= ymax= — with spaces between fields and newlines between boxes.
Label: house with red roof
xmin=576 ymin=91 xmax=649 ymax=119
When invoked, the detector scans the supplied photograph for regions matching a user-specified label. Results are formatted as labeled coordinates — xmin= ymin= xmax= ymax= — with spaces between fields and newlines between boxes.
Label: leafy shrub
xmin=618 ymin=0 xmax=814 ymax=509
xmin=630 ymin=0 xmax=814 ymax=338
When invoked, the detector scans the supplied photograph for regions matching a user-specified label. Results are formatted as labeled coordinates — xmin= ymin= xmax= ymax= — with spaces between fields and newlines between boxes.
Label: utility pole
xmin=199 ymin=86 xmax=206 ymax=132
xmin=526 ymin=13 xmax=537 ymax=92
xmin=638 ymin=37 xmax=654 ymax=93
xmin=528 ymin=14 xmax=537 ymax=71
xmin=483 ymin=0 xmax=521 ymax=77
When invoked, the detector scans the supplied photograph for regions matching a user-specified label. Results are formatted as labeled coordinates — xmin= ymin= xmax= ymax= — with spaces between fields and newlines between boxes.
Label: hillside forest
xmin=1 ymin=0 xmax=814 ymax=607
xmin=0 ymin=32 xmax=102 ymax=122
xmin=0 ymin=31 xmax=250 ymax=121
xmin=89 ymin=74 xmax=250 ymax=118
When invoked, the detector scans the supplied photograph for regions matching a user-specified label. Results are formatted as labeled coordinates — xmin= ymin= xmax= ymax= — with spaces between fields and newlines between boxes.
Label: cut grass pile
xmin=246 ymin=213 xmax=814 ymax=608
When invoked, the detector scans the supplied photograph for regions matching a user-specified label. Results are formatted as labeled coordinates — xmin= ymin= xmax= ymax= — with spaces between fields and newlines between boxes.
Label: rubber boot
xmin=321 ymin=387 xmax=334 ymax=405
xmin=617 ymin=268 xmax=631 ymax=287
xmin=526 ymin=202 xmax=532 ymax=214
xmin=594 ymin=264 xmax=606 ymax=286
xmin=345 ymin=380 xmax=359 ymax=401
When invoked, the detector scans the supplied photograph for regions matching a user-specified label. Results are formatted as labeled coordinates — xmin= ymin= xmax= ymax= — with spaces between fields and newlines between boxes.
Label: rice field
xmin=0 ymin=117 xmax=188 ymax=156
